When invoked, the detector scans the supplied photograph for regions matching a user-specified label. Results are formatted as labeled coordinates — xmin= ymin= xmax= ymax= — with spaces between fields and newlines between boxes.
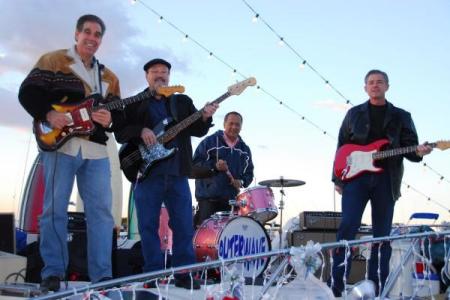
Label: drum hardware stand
xmin=258 ymin=176 xmax=306 ymax=250
xmin=228 ymin=198 xmax=246 ymax=216
xmin=278 ymin=180 xmax=286 ymax=250
xmin=228 ymin=199 xmax=238 ymax=216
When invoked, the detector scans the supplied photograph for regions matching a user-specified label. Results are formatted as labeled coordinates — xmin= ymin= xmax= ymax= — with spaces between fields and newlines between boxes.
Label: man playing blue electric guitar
xmin=114 ymin=58 xmax=218 ymax=289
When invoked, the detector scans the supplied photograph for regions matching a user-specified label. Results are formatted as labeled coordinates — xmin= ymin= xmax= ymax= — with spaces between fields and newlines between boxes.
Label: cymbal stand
xmin=278 ymin=180 xmax=286 ymax=249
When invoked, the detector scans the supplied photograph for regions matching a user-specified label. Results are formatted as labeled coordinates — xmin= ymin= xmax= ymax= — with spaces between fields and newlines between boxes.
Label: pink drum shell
xmin=236 ymin=186 xmax=278 ymax=223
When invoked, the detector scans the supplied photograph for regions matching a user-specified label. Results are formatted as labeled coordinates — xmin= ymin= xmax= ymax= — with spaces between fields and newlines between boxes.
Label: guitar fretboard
xmin=158 ymin=91 xmax=231 ymax=144
xmin=372 ymin=142 xmax=437 ymax=160
xmin=94 ymin=90 xmax=153 ymax=112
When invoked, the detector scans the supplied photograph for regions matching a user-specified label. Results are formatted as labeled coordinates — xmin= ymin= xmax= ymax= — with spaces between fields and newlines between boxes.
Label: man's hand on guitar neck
xmin=46 ymin=110 xmax=71 ymax=129
xmin=416 ymin=143 xmax=433 ymax=157
xmin=202 ymin=102 xmax=219 ymax=121
xmin=141 ymin=128 xmax=157 ymax=146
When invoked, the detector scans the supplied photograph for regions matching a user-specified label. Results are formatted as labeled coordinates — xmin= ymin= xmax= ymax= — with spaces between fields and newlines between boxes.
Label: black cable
xmin=4 ymin=268 xmax=27 ymax=283
xmin=49 ymin=151 xmax=68 ymax=289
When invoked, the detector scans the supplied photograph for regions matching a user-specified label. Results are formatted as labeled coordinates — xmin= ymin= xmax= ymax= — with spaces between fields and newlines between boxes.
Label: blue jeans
xmin=40 ymin=151 xmax=114 ymax=282
xmin=331 ymin=172 xmax=395 ymax=295
xmin=134 ymin=175 xmax=195 ymax=276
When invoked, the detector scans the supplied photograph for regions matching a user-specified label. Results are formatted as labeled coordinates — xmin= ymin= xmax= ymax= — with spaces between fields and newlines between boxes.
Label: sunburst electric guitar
xmin=33 ymin=86 xmax=184 ymax=151
xmin=333 ymin=139 xmax=450 ymax=182
xmin=119 ymin=77 xmax=257 ymax=183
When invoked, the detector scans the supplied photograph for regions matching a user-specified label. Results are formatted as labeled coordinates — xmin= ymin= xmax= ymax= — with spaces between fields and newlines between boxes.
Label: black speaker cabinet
xmin=288 ymin=230 xmax=366 ymax=284
xmin=0 ymin=213 xmax=15 ymax=254
xmin=24 ymin=213 xmax=116 ymax=283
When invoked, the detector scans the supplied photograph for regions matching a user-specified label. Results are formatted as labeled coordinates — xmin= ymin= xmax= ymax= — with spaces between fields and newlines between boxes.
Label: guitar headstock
xmin=227 ymin=77 xmax=257 ymax=96
xmin=157 ymin=85 xmax=185 ymax=97
xmin=435 ymin=140 xmax=450 ymax=151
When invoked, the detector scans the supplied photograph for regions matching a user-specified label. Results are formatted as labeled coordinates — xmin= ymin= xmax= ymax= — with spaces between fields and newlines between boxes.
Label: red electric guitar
xmin=33 ymin=85 xmax=184 ymax=151
xmin=333 ymin=139 xmax=450 ymax=182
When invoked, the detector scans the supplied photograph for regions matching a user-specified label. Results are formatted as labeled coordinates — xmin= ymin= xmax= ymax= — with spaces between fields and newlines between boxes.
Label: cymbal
xmin=258 ymin=178 xmax=305 ymax=188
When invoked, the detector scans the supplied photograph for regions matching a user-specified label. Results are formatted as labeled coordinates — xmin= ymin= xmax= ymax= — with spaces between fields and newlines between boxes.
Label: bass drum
xmin=193 ymin=212 xmax=270 ymax=278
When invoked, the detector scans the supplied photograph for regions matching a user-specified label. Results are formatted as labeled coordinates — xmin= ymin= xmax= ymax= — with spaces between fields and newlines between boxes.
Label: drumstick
xmin=217 ymin=135 xmax=237 ymax=187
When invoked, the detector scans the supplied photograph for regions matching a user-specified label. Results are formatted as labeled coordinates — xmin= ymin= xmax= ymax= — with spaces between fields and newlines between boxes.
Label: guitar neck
xmin=373 ymin=142 xmax=437 ymax=160
xmin=159 ymin=91 xmax=231 ymax=144
xmin=94 ymin=90 xmax=153 ymax=112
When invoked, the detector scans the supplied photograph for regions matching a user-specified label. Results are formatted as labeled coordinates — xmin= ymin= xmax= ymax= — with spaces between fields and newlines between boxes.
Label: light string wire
xmin=240 ymin=0 xmax=450 ymax=206
xmin=131 ymin=0 xmax=449 ymax=214
xmin=241 ymin=0 xmax=353 ymax=106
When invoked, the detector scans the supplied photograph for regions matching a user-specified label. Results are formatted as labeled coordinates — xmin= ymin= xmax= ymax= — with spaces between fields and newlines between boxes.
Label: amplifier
xmin=299 ymin=211 xmax=342 ymax=230
xmin=287 ymin=230 xmax=366 ymax=284
xmin=68 ymin=212 xmax=86 ymax=232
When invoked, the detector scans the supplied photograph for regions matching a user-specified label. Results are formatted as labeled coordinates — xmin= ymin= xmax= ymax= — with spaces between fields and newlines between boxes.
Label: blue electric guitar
xmin=119 ymin=77 xmax=257 ymax=182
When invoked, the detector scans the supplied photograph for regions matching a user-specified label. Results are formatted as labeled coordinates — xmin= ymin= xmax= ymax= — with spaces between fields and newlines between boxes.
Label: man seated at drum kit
xmin=193 ymin=111 xmax=255 ymax=226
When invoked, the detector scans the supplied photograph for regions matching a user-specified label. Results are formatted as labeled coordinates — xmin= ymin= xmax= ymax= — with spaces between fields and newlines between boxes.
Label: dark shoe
xmin=331 ymin=286 xmax=342 ymax=298
xmin=143 ymin=278 xmax=170 ymax=288
xmin=40 ymin=276 xmax=61 ymax=293
xmin=174 ymin=277 xmax=201 ymax=290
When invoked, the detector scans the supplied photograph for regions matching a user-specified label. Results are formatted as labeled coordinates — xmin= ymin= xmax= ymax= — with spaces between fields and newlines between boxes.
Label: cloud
xmin=0 ymin=0 xmax=187 ymax=129
xmin=0 ymin=88 xmax=32 ymax=130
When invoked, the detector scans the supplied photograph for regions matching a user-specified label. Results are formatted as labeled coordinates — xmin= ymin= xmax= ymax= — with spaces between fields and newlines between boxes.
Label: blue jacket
xmin=193 ymin=130 xmax=254 ymax=201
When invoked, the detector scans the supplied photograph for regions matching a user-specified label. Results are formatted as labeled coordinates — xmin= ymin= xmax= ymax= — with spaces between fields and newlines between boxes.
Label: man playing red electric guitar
xmin=329 ymin=69 xmax=432 ymax=296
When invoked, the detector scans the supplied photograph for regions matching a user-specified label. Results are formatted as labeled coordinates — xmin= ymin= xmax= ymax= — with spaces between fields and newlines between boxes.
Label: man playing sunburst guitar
xmin=18 ymin=15 xmax=121 ymax=292
xmin=329 ymin=69 xmax=432 ymax=296
xmin=115 ymin=58 xmax=218 ymax=289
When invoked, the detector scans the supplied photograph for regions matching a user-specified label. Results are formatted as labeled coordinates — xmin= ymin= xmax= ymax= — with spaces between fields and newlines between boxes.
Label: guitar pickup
xmin=79 ymin=108 xmax=90 ymax=122
xmin=65 ymin=112 xmax=74 ymax=126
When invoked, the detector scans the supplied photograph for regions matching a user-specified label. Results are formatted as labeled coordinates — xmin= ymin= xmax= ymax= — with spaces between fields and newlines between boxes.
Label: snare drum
xmin=193 ymin=213 xmax=270 ymax=278
xmin=236 ymin=186 xmax=278 ymax=223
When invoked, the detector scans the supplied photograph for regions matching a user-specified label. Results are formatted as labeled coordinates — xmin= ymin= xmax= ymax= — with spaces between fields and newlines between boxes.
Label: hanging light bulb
xmin=130 ymin=0 xmax=137 ymax=4
xmin=252 ymin=14 xmax=259 ymax=23
xmin=278 ymin=37 xmax=285 ymax=46
xmin=158 ymin=16 xmax=163 ymax=23
xmin=182 ymin=34 xmax=189 ymax=42
xmin=299 ymin=60 xmax=306 ymax=70
xmin=207 ymin=52 xmax=213 ymax=59
xmin=325 ymin=81 xmax=331 ymax=89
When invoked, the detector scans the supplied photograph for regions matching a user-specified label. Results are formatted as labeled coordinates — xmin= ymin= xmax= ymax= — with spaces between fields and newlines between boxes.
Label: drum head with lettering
xmin=218 ymin=216 xmax=270 ymax=278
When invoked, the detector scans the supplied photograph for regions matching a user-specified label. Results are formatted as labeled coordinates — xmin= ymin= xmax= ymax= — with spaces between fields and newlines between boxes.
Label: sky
xmin=1 ymin=0 xmax=450 ymax=227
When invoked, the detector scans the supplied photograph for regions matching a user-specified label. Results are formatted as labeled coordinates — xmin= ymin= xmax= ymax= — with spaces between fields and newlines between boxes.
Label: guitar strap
xmin=169 ymin=94 xmax=179 ymax=122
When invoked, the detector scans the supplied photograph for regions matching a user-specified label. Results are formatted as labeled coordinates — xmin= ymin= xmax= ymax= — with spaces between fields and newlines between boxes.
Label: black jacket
xmin=114 ymin=89 xmax=212 ymax=176
xmin=333 ymin=100 xmax=423 ymax=200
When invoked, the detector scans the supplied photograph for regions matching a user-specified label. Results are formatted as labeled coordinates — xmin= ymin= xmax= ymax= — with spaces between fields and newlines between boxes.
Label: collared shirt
xmin=223 ymin=133 xmax=239 ymax=149
xmin=57 ymin=46 xmax=108 ymax=159
xmin=146 ymin=97 xmax=181 ymax=176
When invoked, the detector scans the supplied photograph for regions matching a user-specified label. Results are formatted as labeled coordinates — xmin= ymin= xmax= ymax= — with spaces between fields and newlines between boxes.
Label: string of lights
xmin=129 ymin=0 xmax=449 ymax=214
xmin=241 ymin=0 xmax=353 ymax=106
xmin=239 ymin=0 xmax=450 ymax=204
xmin=422 ymin=161 xmax=450 ymax=185
xmin=403 ymin=182 xmax=450 ymax=213
xmin=134 ymin=0 xmax=336 ymax=141
xmin=241 ymin=0 xmax=450 ymax=187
